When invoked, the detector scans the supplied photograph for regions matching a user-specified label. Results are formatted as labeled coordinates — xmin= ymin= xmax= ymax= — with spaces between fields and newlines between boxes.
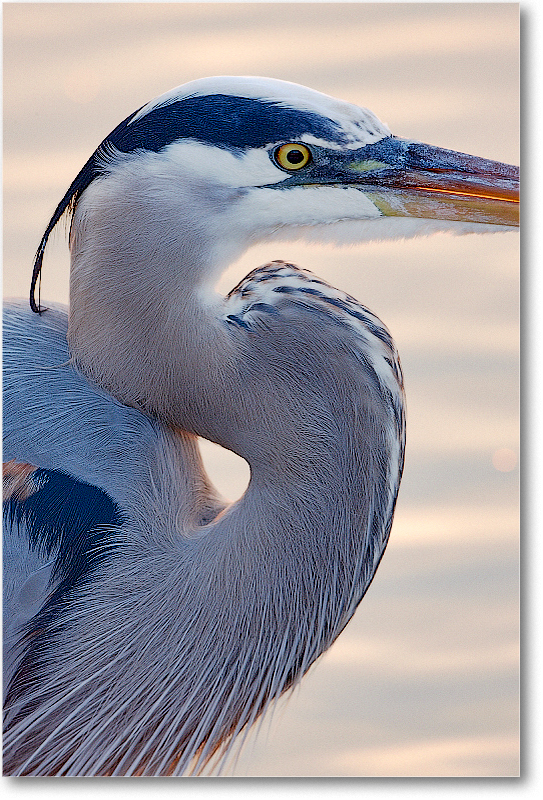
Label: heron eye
xmin=274 ymin=143 xmax=312 ymax=171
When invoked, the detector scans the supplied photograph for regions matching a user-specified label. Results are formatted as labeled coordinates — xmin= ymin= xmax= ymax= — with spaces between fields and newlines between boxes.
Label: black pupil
xmin=286 ymin=149 xmax=305 ymax=164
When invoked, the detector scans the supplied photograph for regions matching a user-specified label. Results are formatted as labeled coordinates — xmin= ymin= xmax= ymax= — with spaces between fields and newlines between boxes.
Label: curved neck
xmin=54 ymin=168 xmax=402 ymax=775
xmin=9 ymin=238 xmax=405 ymax=778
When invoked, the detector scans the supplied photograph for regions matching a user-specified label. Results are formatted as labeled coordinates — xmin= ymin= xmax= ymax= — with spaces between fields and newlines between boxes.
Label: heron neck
xmin=66 ymin=188 xmax=241 ymax=423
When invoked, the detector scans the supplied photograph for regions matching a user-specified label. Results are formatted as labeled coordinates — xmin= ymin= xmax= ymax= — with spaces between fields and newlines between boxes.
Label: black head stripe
xmin=116 ymin=95 xmax=347 ymax=152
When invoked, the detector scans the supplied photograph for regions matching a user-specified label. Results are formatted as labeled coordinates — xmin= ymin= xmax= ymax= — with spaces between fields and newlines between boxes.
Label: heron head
xmin=31 ymin=76 xmax=518 ymax=311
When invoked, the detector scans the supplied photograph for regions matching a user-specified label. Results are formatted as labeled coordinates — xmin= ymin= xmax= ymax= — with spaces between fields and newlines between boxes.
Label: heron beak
xmin=336 ymin=137 xmax=519 ymax=226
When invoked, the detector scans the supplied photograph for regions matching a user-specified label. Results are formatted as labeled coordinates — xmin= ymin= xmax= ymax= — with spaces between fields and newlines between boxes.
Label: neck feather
xmin=67 ymin=174 xmax=240 ymax=423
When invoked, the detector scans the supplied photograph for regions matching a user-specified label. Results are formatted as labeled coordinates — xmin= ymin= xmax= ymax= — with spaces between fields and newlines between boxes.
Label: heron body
xmin=3 ymin=76 xmax=518 ymax=776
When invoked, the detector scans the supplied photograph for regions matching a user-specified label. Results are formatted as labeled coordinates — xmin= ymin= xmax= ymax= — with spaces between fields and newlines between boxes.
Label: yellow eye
xmin=274 ymin=143 xmax=312 ymax=171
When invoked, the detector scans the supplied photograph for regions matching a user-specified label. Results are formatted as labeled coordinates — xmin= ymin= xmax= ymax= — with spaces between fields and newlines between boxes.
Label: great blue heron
xmin=3 ymin=76 xmax=518 ymax=776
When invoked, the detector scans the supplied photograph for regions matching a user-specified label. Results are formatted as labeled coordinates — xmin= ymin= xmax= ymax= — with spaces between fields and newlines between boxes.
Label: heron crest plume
xmin=4 ymin=76 xmax=518 ymax=775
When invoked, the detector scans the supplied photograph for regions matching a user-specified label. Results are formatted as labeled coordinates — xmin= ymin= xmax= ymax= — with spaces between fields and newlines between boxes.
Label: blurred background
xmin=3 ymin=2 xmax=519 ymax=778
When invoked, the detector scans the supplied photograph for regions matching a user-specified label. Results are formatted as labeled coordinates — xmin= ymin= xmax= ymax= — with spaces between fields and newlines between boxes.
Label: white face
xmin=157 ymin=138 xmax=384 ymax=233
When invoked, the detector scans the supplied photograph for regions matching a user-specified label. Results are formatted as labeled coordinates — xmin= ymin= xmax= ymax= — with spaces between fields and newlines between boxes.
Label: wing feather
xmin=3 ymin=459 xmax=124 ymax=697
